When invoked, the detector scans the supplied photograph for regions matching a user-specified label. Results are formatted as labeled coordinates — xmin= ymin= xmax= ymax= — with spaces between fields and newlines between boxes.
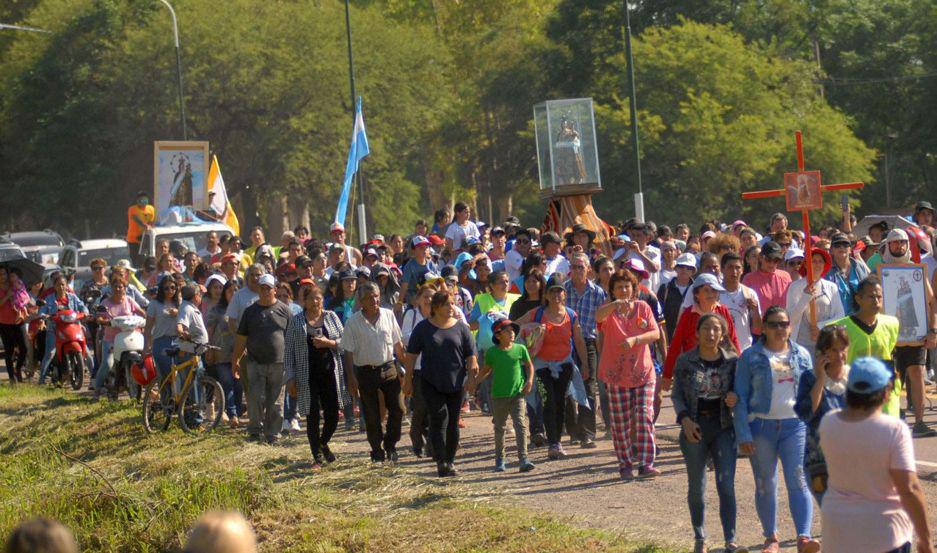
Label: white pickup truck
xmin=136 ymin=222 xmax=235 ymax=259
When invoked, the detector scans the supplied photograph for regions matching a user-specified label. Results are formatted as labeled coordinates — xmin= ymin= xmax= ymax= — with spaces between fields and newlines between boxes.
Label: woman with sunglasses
xmin=144 ymin=275 xmax=182 ymax=390
xmin=734 ymin=306 xmax=819 ymax=553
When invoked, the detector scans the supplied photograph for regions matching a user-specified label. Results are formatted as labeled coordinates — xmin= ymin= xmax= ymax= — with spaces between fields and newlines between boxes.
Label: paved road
xmin=4 ymin=362 xmax=937 ymax=551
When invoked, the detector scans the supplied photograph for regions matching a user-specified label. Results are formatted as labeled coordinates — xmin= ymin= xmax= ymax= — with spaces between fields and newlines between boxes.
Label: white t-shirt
xmin=504 ymin=248 xmax=526 ymax=282
xmin=445 ymin=221 xmax=480 ymax=251
xmin=820 ymin=412 xmax=915 ymax=553
xmin=401 ymin=308 xmax=424 ymax=372
xmin=659 ymin=268 xmax=677 ymax=287
xmin=629 ymin=245 xmax=661 ymax=291
xmin=720 ymin=284 xmax=760 ymax=350
xmin=544 ymin=254 xmax=570 ymax=279
xmin=761 ymin=347 xmax=797 ymax=420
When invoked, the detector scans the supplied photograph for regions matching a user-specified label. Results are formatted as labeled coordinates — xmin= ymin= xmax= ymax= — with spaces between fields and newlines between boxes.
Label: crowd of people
xmin=5 ymin=198 xmax=937 ymax=552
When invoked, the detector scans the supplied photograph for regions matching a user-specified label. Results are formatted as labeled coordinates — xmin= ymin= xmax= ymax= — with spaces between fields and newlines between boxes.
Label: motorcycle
xmin=98 ymin=313 xmax=146 ymax=401
xmin=37 ymin=303 xmax=88 ymax=390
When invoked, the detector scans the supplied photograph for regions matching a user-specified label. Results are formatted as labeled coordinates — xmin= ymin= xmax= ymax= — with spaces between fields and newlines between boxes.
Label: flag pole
xmin=344 ymin=0 xmax=367 ymax=245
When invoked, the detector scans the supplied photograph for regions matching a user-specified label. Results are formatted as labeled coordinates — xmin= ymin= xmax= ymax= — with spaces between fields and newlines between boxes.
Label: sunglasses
xmin=92 ymin=266 xmax=105 ymax=271
xmin=765 ymin=320 xmax=791 ymax=329
xmin=570 ymin=265 xmax=587 ymax=270
xmin=515 ymin=239 xmax=531 ymax=244
xmin=777 ymin=242 xmax=792 ymax=248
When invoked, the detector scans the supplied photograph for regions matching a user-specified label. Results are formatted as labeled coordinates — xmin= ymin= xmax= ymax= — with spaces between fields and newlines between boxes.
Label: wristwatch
xmin=929 ymin=328 xmax=937 ymax=335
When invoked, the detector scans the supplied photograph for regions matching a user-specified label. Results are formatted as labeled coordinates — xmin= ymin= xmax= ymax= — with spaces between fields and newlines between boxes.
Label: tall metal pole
xmin=622 ymin=2 xmax=644 ymax=221
xmin=344 ymin=0 xmax=367 ymax=245
xmin=159 ymin=0 xmax=187 ymax=140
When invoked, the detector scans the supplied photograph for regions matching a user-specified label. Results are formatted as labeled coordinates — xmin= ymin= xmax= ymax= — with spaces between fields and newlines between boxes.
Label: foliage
xmin=0 ymin=384 xmax=678 ymax=552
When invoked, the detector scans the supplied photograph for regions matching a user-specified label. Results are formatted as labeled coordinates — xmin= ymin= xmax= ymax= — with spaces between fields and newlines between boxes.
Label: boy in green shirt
xmin=473 ymin=318 xmax=536 ymax=473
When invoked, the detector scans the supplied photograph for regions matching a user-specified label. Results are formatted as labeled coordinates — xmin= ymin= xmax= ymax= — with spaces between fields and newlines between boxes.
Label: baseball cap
xmin=761 ymin=241 xmax=783 ymax=260
xmin=546 ymin=273 xmax=565 ymax=291
xmin=428 ymin=235 xmax=445 ymax=247
xmin=355 ymin=266 xmax=371 ymax=279
xmin=204 ymin=274 xmax=227 ymax=290
xmin=690 ymin=272 xmax=726 ymax=293
xmin=373 ymin=264 xmax=390 ymax=277
xmin=675 ymin=253 xmax=697 ymax=269
xmin=732 ymin=219 xmax=747 ymax=228
xmin=440 ymin=265 xmax=458 ymax=282
xmin=784 ymin=247 xmax=805 ymax=262
xmin=489 ymin=226 xmax=506 ymax=236
xmin=411 ymin=235 xmax=431 ymax=249
xmin=491 ymin=318 xmax=520 ymax=345
xmin=328 ymin=243 xmax=345 ymax=253
xmin=220 ymin=253 xmax=239 ymax=264
xmin=371 ymin=233 xmax=385 ymax=243
xmin=886 ymin=228 xmax=909 ymax=243
xmin=847 ymin=357 xmax=893 ymax=393
xmin=296 ymin=255 xmax=313 ymax=268
xmin=419 ymin=271 xmax=444 ymax=286
xmin=504 ymin=216 xmax=521 ymax=227
xmin=330 ymin=222 xmax=345 ymax=233
xmin=298 ymin=278 xmax=317 ymax=288
xmin=257 ymin=274 xmax=276 ymax=288
xmin=621 ymin=258 xmax=649 ymax=281
xmin=364 ymin=248 xmax=380 ymax=259
xmin=830 ymin=233 xmax=851 ymax=247
xmin=337 ymin=269 xmax=356 ymax=281
xmin=701 ymin=230 xmax=716 ymax=241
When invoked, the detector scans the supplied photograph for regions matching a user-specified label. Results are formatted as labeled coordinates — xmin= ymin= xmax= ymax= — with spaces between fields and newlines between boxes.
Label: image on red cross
xmin=784 ymin=170 xmax=822 ymax=212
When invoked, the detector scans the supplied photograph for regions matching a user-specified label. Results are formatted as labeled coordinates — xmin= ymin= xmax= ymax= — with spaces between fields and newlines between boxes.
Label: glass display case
xmin=533 ymin=98 xmax=601 ymax=197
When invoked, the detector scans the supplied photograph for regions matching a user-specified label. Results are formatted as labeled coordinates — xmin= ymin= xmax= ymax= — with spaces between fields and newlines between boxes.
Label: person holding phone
xmin=671 ymin=313 xmax=743 ymax=553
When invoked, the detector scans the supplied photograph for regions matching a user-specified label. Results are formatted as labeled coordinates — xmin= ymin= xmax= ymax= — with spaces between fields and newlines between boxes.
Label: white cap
xmin=205 ymin=274 xmax=227 ymax=289
xmin=784 ymin=247 xmax=805 ymax=261
xmin=675 ymin=253 xmax=697 ymax=269
xmin=330 ymin=222 xmax=345 ymax=233
xmin=886 ymin=228 xmax=909 ymax=243
xmin=258 ymin=274 xmax=276 ymax=288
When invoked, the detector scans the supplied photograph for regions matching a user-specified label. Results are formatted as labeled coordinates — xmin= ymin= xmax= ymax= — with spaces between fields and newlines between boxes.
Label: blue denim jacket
xmin=732 ymin=339 xmax=813 ymax=444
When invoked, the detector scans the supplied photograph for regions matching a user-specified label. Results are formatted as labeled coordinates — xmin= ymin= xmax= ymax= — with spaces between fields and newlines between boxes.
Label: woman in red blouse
xmin=596 ymin=271 xmax=661 ymax=480
xmin=662 ymin=273 xmax=740 ymax=390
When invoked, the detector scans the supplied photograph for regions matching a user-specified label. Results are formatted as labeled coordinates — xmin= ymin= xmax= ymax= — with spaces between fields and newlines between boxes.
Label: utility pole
xmin=622 ymin=1 xmax=644 ymax=222
xmin=344 ymin=0 xmax=367 ymax=245
xmin=158 ymin=0 xmax=187 ymax=139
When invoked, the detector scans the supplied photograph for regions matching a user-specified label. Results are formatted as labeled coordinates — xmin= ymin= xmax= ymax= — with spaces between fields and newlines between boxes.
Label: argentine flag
xmin=334 ymin=97 xmax=370 ymax=226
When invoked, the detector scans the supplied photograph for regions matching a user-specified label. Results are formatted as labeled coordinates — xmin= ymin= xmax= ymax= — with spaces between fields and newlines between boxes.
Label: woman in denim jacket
xmin=672 ymin=313 xmax=744 ymax=553
xmin=733 ymin=306 xmax=819 ymax=553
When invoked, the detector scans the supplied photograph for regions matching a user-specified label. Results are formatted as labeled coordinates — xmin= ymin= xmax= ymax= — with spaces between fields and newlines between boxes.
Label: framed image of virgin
xmin=153 ymin=141 xmax=209 ymax=218
xmin=878 ymin=264 xmax=929 ymax=346
xmin=783 ymin=170 xmax=822 ymax=212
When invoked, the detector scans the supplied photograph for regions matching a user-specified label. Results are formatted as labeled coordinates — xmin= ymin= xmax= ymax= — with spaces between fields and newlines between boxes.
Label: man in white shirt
xmin=226 ymin=264 xmax=264 ymax=333
xmin=626 ymin=223 xmax=661 ymax=291
xmin=444 ymin=202 xmax=480 ymax=253
xmin=504 ymin=228 xmax=532 ymax=282
xmin=719 ymin=252 xmax=762 ymax=350
xmin=342 ymin=282 xmax=408 ymax=462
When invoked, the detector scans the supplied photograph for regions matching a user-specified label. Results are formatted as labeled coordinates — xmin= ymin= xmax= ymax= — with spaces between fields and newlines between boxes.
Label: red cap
xmin=428 ymin=235 xmax=445 ymax=247
xmin=220 ymin=254 xmax=239 ymax=264
xmin=298 ymin=278 xmax=317 ymax=288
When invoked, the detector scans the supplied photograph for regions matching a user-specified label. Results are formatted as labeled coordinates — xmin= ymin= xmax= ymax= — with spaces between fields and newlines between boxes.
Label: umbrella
xmin=0 ymin=256 xmax=46 ymax=286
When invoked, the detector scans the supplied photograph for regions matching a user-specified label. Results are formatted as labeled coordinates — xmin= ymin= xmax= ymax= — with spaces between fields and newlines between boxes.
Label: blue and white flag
xmin=334 ymin=97 xmax=370 ymax=226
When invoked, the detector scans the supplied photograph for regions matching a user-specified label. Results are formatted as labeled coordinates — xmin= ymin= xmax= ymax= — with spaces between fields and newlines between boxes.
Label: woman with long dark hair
xmin=144 ymin=275 xmax=181 ymax=390
xmin=671 ymin=313 xmax=742 ymax=553
xmin=734 ymin=306 xmax=819 ymax=553
xmin=206 ymin=280 xmax=243 ymax=427
xmin=509 ymin=269 xmax=546 ymax=322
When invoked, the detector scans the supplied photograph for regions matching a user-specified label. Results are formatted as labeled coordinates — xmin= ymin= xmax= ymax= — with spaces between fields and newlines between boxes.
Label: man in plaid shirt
xmin=563 ymin=252 xmax=607 ymax=448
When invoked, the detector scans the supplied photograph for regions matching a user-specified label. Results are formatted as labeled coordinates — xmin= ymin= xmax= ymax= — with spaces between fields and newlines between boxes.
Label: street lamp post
xmin=158 ymin=0 xmax=187 ymax=140
xmin=622 ymin=1 xmax=644 ymax=221
xmin=344 ymin=0 xmax=367 ymax=244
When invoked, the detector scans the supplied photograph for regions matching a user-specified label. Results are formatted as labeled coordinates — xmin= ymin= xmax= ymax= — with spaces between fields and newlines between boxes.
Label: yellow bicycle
xmin=142 ymin=340 xmax=225 ymax=434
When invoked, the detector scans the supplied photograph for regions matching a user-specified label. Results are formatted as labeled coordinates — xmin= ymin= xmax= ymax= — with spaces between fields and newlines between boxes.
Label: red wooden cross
xmin=741 ymin=131 xmax=865 ymax=325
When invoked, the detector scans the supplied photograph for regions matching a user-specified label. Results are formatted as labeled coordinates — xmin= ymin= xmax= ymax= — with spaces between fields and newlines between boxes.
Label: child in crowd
xmin=474 ymin=318 xmax=536 ymax=473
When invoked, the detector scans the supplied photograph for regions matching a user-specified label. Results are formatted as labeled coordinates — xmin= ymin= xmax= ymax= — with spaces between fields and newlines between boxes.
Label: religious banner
xmin=153 ymin=141 xmax=210 ymax=219
xmin=879 ymin=263 xmax=929 ymax=346
xmin=784 ymin=170 xmax=822 ymax=212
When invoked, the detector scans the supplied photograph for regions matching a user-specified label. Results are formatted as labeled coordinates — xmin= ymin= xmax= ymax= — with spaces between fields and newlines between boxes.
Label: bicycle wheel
xmin=178 ymin=375 xmax=225 ymax=434
xmin=142 ymin=382 xmax=173 ymax=433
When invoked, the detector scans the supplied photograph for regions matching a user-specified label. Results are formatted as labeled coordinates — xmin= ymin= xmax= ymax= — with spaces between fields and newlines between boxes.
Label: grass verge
xmin=0 ymin=385 xmax=680 ymax=552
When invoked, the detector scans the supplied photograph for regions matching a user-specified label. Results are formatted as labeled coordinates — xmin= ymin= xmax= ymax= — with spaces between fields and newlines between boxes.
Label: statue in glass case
xmin=554 ymin=118 xmax=587 ymax=185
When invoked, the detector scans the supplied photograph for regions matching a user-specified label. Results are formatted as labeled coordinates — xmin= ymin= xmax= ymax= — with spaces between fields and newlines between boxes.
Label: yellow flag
xmin=207 ymin=155 xmax=240 ymax=235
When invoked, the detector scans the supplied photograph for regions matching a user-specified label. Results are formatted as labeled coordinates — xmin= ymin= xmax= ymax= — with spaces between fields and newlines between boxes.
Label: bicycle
xmin=142 ymin=340 xmax=225 ymax=434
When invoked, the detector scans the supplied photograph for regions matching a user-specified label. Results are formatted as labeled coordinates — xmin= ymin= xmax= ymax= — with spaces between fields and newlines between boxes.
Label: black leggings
xmin=420 ymin=377 xmax=462 ymax=464
xmin=0 ymin=323 xmax=26 ymax=381
xmin=306 ymin=367 xmax=339 ymax=457
xmin=537 ymin=363 xmax=573 ymax=446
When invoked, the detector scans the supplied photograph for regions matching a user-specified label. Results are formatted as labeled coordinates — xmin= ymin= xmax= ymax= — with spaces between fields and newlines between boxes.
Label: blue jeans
xmin=680 ymin=413 xmax=737 ymax=543
xmin=38 ymin=331 xmax=93 ymax=384
xmin=283 ymin=392 xmax=296 ymax=421
xmin=93 ymin=340 xmax=115 ymax=391
xmin=748 ymin=417 xmax=813 ymax=538
xmin=208 ymin=362 xmax=243 ymax=418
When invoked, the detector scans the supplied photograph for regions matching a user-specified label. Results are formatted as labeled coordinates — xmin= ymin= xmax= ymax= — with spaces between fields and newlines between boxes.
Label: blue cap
xmin=690 ymin=272 xmax=726 ymax=293
xmin=847 ymin=357 xmax=893 ymax=393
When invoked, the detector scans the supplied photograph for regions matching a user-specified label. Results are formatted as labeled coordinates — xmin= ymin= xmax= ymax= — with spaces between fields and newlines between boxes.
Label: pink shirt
xmin=101 ymin=296 xmax=142 ymax=343
xmin=597 ymin=301 xmax=658 ymax=388
xmin=741 ymin=270 xmax=791 ymax=316
xmin=819 ymin=412 xmax=915 ymax=553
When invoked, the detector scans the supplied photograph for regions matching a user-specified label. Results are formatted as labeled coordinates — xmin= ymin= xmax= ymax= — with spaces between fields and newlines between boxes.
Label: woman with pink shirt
xmin=596 ymin=270 xmax=661 ymax=480
xmin=820 ymin=356 xmax=934 ymax=553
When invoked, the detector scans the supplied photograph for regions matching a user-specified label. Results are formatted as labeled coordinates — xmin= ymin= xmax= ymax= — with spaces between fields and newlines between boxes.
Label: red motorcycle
xmin=38 ymin=304 xmax=88 ymax=390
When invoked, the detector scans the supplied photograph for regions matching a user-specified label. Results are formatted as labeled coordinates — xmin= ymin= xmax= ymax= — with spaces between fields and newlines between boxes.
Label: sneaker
xmin=385 ymin=448 xmax=399 ymax=463
xmin=760 ymin=538 xmax=780 ymax=553
xmin=796 ymin=536 xmax=820 ymax=553
xmin=370 ymin=450 xmax=385 ymax=463
xmin=321 ymin=444 xmax=336 ymax=463
xmin=494 ymin=458 xmax=506 ymax=472
xmin=636 ymin=466 xmax=660 ymax=479
xmin=531 ymin=433 xmax=547 ymax=448
xmin=725 ymin=543 xmax=749 ymax=553
xmin=518 ymin=458 xmax=536 ymax=473
xmin=694 ymin=540 xmax=707 ymax=553
xmin=569 ymin=437 xmax=580 ymax=446
xmin=281 ymin=419 xmax=291 ymax=433
xmin=619 ymin=467 xmax=634 ymax=481
xmin=581 ymin=438 xmax=597 ymax=449
xmin=446 ymin=462 xmax=458 ymax=476
xmin=290 ymin=418 xmax=301 ymax=432
xmin=460 ymin=400 xmax=470 ymax=413
xmin=912 ymin=422 xmax=937 ymax=438
xmin=555 ymin=444 xmax=568 ymax=459
xmin=547 ymin=445 xmax=561 ymax=460
xmin=437 ymin=462 xmax=449 ymax=477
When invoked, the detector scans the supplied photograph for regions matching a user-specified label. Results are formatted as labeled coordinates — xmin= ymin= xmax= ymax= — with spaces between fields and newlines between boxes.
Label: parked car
xmin=0 ymin=241 xmax=25 ymax=262
xmin=60 ymin=239 xmax=133 ymax=287
xmin=1 ymin=230 xmax=64 ymax=264
xmin=136 ymin=223 xmax=234 ymax=259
